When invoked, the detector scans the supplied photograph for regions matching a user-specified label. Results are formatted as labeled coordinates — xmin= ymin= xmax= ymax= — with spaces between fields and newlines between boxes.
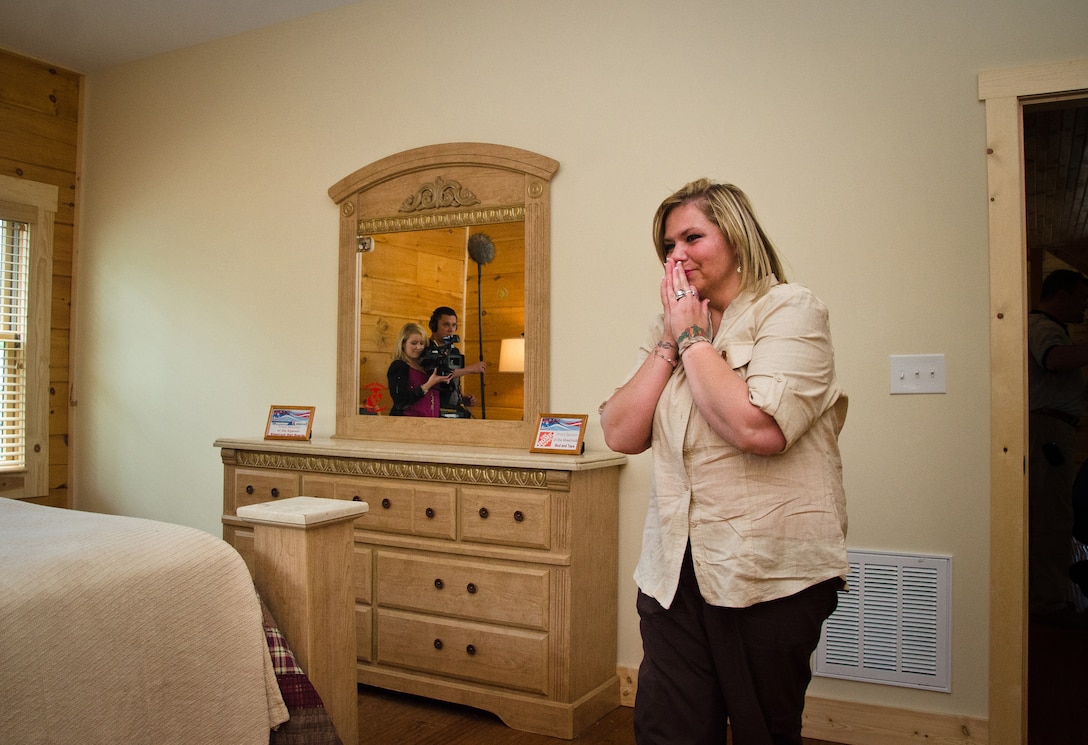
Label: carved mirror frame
xmin=328 ymin=143 xmax=558 ymax=449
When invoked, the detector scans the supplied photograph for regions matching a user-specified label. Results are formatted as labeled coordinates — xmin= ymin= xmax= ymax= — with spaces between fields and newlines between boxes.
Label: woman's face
xmin=404 ymin=332 xmax=426 ymax=361
xmin=662 ymin=201 xmax=738 ymax=298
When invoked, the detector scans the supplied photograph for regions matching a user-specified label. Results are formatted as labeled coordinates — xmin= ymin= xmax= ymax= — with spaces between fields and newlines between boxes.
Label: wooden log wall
xmin=460 ymin=220 xmax=525 ymax=420
xmin=0 ymin=49 xmax=81 ymax=507
xmin=358 ymin=227 xmax=466 ymax=415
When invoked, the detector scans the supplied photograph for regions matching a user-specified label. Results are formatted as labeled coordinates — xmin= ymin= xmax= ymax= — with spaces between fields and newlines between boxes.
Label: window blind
xmin=0 ymin=218 xmax=29 ymax=469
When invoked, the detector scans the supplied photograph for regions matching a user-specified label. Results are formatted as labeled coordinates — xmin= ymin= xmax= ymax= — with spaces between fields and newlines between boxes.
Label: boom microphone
xmin=467 ymin=233 xmax=495 ymax=265
xmin=466 ymin=232 xmax=495 ymax=419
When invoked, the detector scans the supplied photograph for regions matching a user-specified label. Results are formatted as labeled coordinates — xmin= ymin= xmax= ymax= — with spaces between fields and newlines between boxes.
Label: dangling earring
xmin=736 ymin=264 xmax=742 ymax=273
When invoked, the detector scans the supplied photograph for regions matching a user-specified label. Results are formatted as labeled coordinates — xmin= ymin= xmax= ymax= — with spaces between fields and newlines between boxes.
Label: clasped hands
xmin=660 ymin=258 xmax=711 ymax=350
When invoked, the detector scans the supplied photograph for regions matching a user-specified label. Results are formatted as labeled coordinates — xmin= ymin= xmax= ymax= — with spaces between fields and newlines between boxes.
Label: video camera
xmin=420 ymin=335 xmax=465 ymax=376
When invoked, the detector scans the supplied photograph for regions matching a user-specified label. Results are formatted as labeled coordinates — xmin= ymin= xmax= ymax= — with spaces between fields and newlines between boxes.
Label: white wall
xmin=74 ymin=0 xmax=1088 ymax=721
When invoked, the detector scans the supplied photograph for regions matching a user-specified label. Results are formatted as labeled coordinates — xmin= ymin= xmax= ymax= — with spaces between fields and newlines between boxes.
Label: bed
xmin=0 ymin=497 xmax=334 ymax=744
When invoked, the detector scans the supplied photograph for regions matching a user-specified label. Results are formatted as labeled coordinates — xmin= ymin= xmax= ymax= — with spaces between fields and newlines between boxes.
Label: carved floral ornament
xmin=353 ymin=174 xmax=526 ymax=235
xmin=400 ymin=176 xmax=480 ymax=213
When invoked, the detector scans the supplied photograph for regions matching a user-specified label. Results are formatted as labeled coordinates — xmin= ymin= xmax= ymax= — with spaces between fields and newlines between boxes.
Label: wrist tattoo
xmin=675 ymin=325 xmax=707 ymax=347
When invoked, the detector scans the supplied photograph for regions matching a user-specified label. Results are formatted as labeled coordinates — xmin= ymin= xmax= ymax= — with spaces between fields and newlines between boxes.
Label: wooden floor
xmin=353 ymin=618 xmax=1088 ymax=745
xmin=356 ymin=685 xmax=841 ymax=745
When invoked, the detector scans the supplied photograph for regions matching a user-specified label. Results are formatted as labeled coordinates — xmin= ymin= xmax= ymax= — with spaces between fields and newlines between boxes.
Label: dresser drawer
xmin=331 ymin=477 xmax=456 ymax=539
xmin=232 ymin=468 xmax=301 ymax=510
xmin=376 ymin=608 xmax=548 ymax=694
xmin=409 ymin=485 xmax=457 ymax=539
xmin=376 ymin=550 xmax=549 ymax=630
xmin=460 ymin=487 xmax=551 ymax=549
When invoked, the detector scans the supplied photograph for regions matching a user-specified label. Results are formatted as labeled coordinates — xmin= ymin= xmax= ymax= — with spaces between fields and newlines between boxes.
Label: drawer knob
xmin=466 ymin=583 xmax=477 ymax=594
xmin=382 ymin=498 xmax=391 ymax=509
xmin=514 ymin=510 xmax=524 ymax=522
xmin=478 ymin=507 xmax=489 ymax=519
xmin=352 ymin=495 xmax=362 ymax=502
xmin=425 ymin=507 xmax=435 ymax=519
xmin=434 ymin=578 xmax=444 ymax=590
xmin=466 ymin=644 xmax=476 ymax=656
xmin=270 ymin=488 xmax=279 ymax=498
xmin=245 ymin=485 xmax=254 ymax=495
xmin=433 ymin=638 xmax=443 ymax=650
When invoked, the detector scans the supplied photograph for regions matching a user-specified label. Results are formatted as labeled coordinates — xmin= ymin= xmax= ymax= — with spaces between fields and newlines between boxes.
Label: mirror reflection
xmin=357 ymin=222 xmax=525 ymax=421
xmin=330 ymin=142 xmax=556 ymax=449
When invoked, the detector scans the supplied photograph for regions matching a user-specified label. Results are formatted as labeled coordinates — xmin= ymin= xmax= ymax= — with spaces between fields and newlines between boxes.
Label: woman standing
xmin=600 ymin=179 xmax=848 ymax=745
xmin=387 ymin=323 xmax=450 ymax=417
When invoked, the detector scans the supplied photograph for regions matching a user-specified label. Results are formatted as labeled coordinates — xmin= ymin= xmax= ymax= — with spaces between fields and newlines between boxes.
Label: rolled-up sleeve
xmin=743 ymin=286 xmax=839 ymax=449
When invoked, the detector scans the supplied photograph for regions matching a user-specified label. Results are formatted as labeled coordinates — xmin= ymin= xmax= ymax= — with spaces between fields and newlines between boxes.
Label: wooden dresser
xmin=217 ymin=437 xmax=625 ymax=739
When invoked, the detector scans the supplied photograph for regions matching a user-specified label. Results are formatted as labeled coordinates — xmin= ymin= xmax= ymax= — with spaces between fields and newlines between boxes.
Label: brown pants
xmin=634 ymin=548 xmax=838 ymax=745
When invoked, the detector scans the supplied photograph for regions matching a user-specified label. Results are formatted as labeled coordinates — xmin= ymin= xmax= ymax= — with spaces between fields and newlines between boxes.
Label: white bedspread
xmin=0 ymin=498 xmax=288 ymax=744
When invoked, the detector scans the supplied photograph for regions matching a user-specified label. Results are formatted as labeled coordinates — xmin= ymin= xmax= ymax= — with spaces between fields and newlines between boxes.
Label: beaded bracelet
xmin=653 ymin=348 xmax=678 ymax=368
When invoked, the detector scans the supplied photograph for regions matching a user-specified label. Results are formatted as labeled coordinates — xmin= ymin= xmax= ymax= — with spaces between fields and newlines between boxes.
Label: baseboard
xmin=616 ymin=666 xmax=988 ymax=745
xmin=617 ymin=666 xmax=637 ymax=707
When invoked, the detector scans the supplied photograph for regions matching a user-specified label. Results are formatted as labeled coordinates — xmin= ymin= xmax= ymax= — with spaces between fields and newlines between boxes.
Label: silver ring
xmin=674 ymin=289 xmax=686 ymax=301
xmin=687 ymin=288 xmax=697 ymax=296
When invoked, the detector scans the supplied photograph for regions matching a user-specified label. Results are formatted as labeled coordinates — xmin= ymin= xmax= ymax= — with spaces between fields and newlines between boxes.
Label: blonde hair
xmin=393 ymin=323 xmax=428 ymax=364
xmin=652 ymin=179 xmax=787 ymax=296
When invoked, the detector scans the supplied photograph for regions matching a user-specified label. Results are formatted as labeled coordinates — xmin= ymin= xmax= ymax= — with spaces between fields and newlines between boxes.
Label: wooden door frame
xmin=980 ymin=58 xmax=1088 ymax=745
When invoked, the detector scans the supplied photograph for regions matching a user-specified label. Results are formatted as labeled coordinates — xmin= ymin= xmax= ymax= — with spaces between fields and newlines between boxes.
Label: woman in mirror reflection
xmin=387 ymin=323 xmax=450 ymax=417
xmin=600 ymin=179 xmax=849 ymax=745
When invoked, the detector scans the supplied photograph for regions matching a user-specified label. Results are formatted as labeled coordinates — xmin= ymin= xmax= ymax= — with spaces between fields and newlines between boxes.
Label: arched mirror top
xmin=329 ymin=143 xmax=558 ymax=449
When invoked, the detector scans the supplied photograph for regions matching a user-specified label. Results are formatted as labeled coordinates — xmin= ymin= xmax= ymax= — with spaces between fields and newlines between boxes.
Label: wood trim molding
xmin=616 ymin=666 xmax=987 ymax=744
xmin=0 ymin=174 xmax=57 ymax=499
xmin=979 ymin=58 xmax=1088 ymax=745
xmin=982 ymin=93 xmax=1030 ymax=745
xmin=978 ymin=58 xmax=1088 ymax=100
xmin=802 ymin=697 xmax=987 ymax=745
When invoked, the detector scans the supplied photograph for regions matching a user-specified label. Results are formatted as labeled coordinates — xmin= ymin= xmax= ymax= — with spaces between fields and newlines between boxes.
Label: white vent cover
xmin=814 ymin=549 xmax=951 ymax=692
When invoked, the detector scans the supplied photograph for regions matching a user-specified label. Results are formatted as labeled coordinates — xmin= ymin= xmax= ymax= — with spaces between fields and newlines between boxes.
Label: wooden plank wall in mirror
xmin=328 ymin=143 xmax=558 ymax=450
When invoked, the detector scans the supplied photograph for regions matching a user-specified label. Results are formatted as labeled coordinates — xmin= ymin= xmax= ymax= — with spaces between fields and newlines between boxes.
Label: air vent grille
xmin=814 ymin=550 xmax=951 ymax=691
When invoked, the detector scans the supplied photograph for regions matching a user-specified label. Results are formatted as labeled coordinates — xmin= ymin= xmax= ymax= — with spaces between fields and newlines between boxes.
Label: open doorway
xmin=980 ymin=59 xmax=1088 ymax=745
xmin=1023 ymin=96 xmax=1088 ymax=745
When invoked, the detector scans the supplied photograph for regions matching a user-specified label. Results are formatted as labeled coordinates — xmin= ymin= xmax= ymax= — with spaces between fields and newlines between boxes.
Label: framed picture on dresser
xmin=264 ymin=406 xmax=315 ymax=440
xmin=530 ymin=414 xmax=587 ymax=454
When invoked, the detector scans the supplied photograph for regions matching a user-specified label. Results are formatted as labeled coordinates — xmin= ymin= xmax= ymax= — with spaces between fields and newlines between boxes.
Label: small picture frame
xmin=264 ymin=406 xmax=315 ymax=441
xmin=530 ymin=413 xmax=588 ymax=455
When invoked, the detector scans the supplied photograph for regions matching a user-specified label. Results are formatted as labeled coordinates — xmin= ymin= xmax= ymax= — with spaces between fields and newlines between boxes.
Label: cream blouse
xmin=607 ymin=279 xmax=849 ymax=610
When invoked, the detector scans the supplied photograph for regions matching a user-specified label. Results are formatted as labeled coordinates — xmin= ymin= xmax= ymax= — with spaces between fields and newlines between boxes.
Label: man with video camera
xmin=425 ymin=306 xmax=487 ymax=418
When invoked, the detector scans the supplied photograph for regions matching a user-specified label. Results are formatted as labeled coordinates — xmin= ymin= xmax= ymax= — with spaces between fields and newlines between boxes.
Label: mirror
xmin=356 ymin=221 xmax=525 ymax=421
xmin=328 ymin=143 xmax=558 ymax=449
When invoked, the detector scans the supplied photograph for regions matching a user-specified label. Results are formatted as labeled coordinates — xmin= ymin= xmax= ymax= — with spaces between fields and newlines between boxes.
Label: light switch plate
xmin=890 ymin=354 xmax=946 ymax=394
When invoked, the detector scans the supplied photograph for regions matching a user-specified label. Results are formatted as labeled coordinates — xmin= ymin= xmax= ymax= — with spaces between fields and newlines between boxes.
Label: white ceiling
xmin=0 ymin=0 xmax=361 ymax=73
